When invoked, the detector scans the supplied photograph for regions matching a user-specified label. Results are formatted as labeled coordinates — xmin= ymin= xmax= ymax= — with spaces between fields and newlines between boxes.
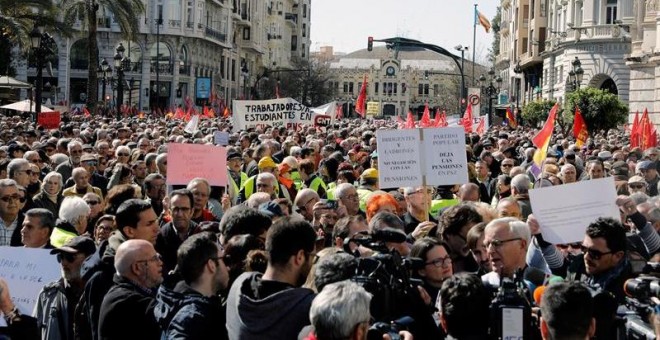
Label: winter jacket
xmin=31 ymin=192 xmax=63 ymax=218
xmin=34 ymin=278 xmax=82 ymax=340
xmin=155 ymin=221 xmax=199 ymax=276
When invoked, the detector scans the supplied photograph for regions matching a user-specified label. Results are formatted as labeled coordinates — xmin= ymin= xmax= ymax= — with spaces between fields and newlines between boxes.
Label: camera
xmin=320 ymin=199 xmax=338 ymax=210
xmin=488 ymin=271 xmax=534 ymax=340
xmin=366 ymin=316 xmax=413 ymax=340
xmin=620 ymin=276 xmax=660 ymax=340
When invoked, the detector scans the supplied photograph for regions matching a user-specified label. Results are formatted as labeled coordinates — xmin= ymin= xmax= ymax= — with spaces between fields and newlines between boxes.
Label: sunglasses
xmin=580 ymin=245 xmax=613 ymax=260
xmin=502 ymin=164 xmax=514 ymax=167
xmin=629 ymin=183 xmax=646 ymax=189
xmin=86 ymin=200 xmax=100 ymax=206
xmin=0 ymin=195 xmax=26 ymax=203
xmin=118 ymin=153 xmax=130 ymax=157
xmin=83 ymin=161 xmax=98 ymax=166
xmin=18 ymin=169 xmax=33 ymax=176
xmin=56 ymin=252 xmax=79 ymax=263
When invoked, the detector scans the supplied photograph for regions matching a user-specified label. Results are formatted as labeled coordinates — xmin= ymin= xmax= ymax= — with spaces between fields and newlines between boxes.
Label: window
xmin=302 ymin=23 xmax=306 ymax=37
xmin=393 ymin=83 xmax=398 ymax=94
xmin=303 ymin=4 xmax=307 ymax=18
xmin=221 ymin=56 xmax=225 ymax=78
xmin=343 ymin=82 xmax=348 ymax=93
xmin=424 ymin=84 xmax=429 ymax=95
xmin=349 ymin=82 xmax=354 ymax=93
xmin=374 ymin=82 xmax=379 ymax=94
xmin=231 ymin=59 xmax=236 ymax=81
xmin=433 ymin=84 xmax=439 ymax=96
xmin=605 ymin=0 xmax=617 ymax=24
xmin=291 ymin=35 xmax=297 ymax=51
xmin=418 ymin=84 xmax=423 ymax=95
xmin=402 ymin=83 xmax=406 ymax=94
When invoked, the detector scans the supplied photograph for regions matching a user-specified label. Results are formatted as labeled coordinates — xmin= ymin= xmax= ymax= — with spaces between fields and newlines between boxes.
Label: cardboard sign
xmin=214 ymin=131 xmax=230 ymax=146
xmin=38 ymin=111 xmax=61 ymax=129
xmin=232 ymin=98 xmax=312 ymax=131
xmin=167 ymin=143 xmax=227 ymax=186
xmin=423 ymin=127 xmax=469 ymax=186
xmin=529 ymin=177 xmax=620 ymax=244
xmin=376 ymin=129 xmax=423 ymax=189
xmin=0 ymin=247 xmax=61 ymax=319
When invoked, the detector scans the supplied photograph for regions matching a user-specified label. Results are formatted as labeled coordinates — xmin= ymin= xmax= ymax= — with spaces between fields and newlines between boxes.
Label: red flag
xmin=174 ymin=108 xmax=185 ymax=120
xmin=83 ymin=107 xmax=91 ymax=118
xmin=505 ymin=107 xmax=517 ymax=128
xmin=461 ymin=104 xmax=473 ymax=133
xmin=396 ymin=115 xmax=405 ymax=129
xmin=420 ymin=103 xmax=432 ymax=127
xmin=223 ymin=106 xmax=231 ymax=118
xmin=433 ymin=109 xmax=443 ymax=127
xmin=355 ymin=74 xmax=368 ymax=118
xmin=404 ymin=111 xmax=416 ymax=129
xmin=573 ymin=106 xmax=589 ymax=148
xmin=476 ymin=117 xmax=486 ymax=135
xmin=641 ymin=108 xmax=656 ymax=149
xmin=631 ymin=111 xmax=641 ymax=148
xmin=336 ymin=104 xmax=343 ymax=120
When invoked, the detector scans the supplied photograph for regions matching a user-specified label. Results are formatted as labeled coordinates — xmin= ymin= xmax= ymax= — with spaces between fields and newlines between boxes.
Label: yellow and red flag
xmin=505 ymin=107 xmax=517 ymax=128
xmin=573 ymin=106 xmax=589 ymax=148
xmin=532 ymin=103 xmax=559 ymax=170
xmin=355 ymin=74 xmax=368 ymax=118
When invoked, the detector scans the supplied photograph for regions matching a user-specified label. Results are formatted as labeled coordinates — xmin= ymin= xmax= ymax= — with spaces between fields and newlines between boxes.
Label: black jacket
xmin=31 ymin=192 xmax=63 ymax=218
xmin=155 ymin=221 xmax=198 ymax=276
xmin=98 ymin=275 xmax=160 ymax=340
xmin=9 ymin=213 xmax=25 ymax=247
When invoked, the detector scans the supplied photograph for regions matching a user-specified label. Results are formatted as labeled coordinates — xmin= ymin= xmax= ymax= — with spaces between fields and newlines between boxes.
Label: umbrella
xmin=0 ymin=100 xmax=54 ymax=112
xmin=0 ymin=76 xmax=31 ymax=89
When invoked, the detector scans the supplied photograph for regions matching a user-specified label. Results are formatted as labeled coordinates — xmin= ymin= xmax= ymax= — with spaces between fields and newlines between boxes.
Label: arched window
xmin=70 ymin=40 xmax=89 ymax=70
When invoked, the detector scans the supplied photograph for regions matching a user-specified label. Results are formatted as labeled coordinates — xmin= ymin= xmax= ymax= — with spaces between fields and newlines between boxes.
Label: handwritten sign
xmin=232 ymin=98 xmax=312 ymax=131
xmin=38 ymin=111 xmax=61 ymax=129
xmin=167 ymin=143 xmax=227 ymax=186
xmin=423 ymin=127 xmax=469 ymax=186
xmin=0 ymin=247 xmax=61 ymax=318
xmin=214 ymin=131 xmax=230 ymax=146
xmin=529 ymin=177 xmax=620 ymax=244
xmin=376 ymin=129 xmax=422 ymax=189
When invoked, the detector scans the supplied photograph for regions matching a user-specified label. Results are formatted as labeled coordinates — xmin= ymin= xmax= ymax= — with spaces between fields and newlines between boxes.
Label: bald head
xmin=114 ymin=239 xmax=163 ymax=288
xmin=458 ymin=183 xmax=480 ymax=202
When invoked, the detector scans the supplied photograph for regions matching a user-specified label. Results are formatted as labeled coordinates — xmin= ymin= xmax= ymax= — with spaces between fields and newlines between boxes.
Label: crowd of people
xmin=0 ymin=112 xmax=659 ymax=339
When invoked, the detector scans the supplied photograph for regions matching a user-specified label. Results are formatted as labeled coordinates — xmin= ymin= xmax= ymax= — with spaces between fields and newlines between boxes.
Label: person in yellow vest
xmin=299 ymin=159 xmax=327 ymax=199
xmin=282 ymin=156 xmax=302 ymax=191
xmin=357 ymin=168 xmax=379 ymax=212
xmin=62 ymin=168 xmax=103 ymax=199
xmin=238 ymin=156 xmax=281 ymax=203
xmin=50 ymin=196 xmax=91 ymax=247
xmin=319 ymin=158 xmax=339 ymax=200
xmin=227 ymin=150 xmax=248 ymax=205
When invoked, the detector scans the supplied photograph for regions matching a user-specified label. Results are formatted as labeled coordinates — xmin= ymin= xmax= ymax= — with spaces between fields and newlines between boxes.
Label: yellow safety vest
xmin=356 ymin=188 xmax=373 ymax=212
xmin=308 ymin=177 xmax=328 ymax=195
xmin=291 ymin=171 xmax=303 ymax=190
xmin=242 ymin=175 xmax=280 ymax=200
xmin=430 ymin=199 xmax=460 ymax=218
xmin=228 ymin=169 xmax=248 ymax=196
xmin=326 ymin=182 xmax=337 ymax=200
xmin=50 ymin=227 xmax=78 ymax=248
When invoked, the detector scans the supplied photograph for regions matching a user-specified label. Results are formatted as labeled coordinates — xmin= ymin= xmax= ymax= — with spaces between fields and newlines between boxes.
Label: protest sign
xmin=0 ymin=247 xmax=60 ymax=320
xmin=423 ymin=127 xmax=469 ymax=186
xmin=167 ymin=143 xmax=227 ymax=186
xmin=529 ymin=177 xmax=620 ymax=244
xmin=214 ymin=131 xmax=230 ymax=146
xmin=376 ymin=129 xmax=423 ymax=188
xmin=232 ymin=98 xmax=312 ymax=131
xmin=38 ymin=111 xmax=61 ymax=129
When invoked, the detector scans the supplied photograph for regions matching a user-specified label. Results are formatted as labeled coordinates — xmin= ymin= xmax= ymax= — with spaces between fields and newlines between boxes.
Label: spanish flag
xmin=573 ymin=106 xmax=588 ymax=148
xmin=475 ymin=9 xmax=491 ymax=33
xmin=531 ymin=103 xmax=559 ymax=175
xmin=505 ymin=107 xmax=517 ymax=128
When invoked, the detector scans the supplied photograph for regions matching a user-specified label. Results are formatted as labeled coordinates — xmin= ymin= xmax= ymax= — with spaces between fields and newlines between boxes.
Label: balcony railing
xmin=150 ymin=63 xmax=174 ymax=74
xmin=205 ymin=27 xmax=227 ymax=43
xmin=179 ymin=65 xmax=191 ymax=76
xmin=186 ymin=21 xmax=194 ymax=29
xmin=169 ymin=20 xmax=181 ymax=28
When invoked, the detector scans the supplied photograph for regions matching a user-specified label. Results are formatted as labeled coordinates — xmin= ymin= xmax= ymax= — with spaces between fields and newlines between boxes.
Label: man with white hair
xmin=308 ymin=281 xmax=374 ymax=340
xmin=560 ymin=163 xmax=577 ymax=184
xmin=255 ymin=172 xmax=279 ymax=199
xmin=334 ymin=183 xmax=362 ymax=217
xmin=482 ymin=217 xmax=547 ymax=288
xmin=511 ymin=174 xmax=532 ymax=219
xmin=98 ymin=239 xmax=163 ymax=339
xmin=56 ymin=141 xmax=83 ymax=183
xmin=62 ymin=167 xmax=103 ymax=199
xmin=401 ymin=186 xmax=437 ymax=235
xmin=51 ymin=196 xmax=90 ymax=247
xmin=156 ymin=153 xmax=167 ymax=177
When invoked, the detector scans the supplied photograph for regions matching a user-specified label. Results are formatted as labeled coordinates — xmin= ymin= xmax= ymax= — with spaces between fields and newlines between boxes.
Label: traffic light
xmin=367 ymin=36 xmax=373 ymax=51
xmin=424 ymin=70 xmax=429 ymax=79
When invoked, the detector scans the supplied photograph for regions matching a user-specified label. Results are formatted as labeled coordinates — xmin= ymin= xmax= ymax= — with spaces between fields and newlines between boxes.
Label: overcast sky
xmin=310 ymin=0 xmax=498 ymax=63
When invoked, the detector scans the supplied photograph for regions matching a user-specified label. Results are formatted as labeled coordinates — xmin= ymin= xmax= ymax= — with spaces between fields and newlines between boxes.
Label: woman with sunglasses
xmin=32 ymin=171 xmax=64 ymax=218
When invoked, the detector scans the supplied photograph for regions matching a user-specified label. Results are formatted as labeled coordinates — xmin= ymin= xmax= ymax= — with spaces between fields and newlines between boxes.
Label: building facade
xmin=16 ymin=0 xmax=311 ymax=112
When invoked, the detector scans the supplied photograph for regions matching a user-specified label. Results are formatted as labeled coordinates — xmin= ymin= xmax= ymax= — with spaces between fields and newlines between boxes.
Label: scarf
xmin=45 ymin=191 xmax=60 ymax=204
xmin=278 ymin=163 xmax=294 ymax=189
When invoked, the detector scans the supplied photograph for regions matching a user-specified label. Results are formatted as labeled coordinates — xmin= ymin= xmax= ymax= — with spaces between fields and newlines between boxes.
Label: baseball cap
xmin=598 ymin=151 xmax=612 ymax=161
xmin=226 ymin=151 xmax=242 ymax=160
xmin=361 ymin=168 xmax=378 ymax=179
xmin=80 ymin=153 xmax=97 ymax=162
xmin=638 ymin=160 xmax=655 ymax=171
xmin=628 ymin=175 xmax=646 ymax=184
xmin=50 ymin=236 xmax=96 ymax=257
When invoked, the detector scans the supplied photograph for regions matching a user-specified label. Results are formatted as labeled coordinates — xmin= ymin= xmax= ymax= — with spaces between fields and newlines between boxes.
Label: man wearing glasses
xmin=56 ymin=141 xmax=84 ymax=184
xmin=98 ymin=239 xmax=163 ymax=340
xmin=34 ymin=236 xmax=96 ymax=340
xmin=0 ymin=179 xmax=25 ymax=246
xmin=401 ymin=186 xmax=437 ymax=236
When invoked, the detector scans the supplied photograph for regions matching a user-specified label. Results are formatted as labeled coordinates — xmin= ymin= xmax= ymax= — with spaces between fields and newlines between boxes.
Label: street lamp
xmin=29 ymin=24 xmax=54 ymax=123
xmin=568 ymin=56 xmax=584 ymax=91
xmin=513 ymin=61 xmax=523 ymax=115
xmin=454 ymin=45 xmax=469 ymax=113
xmin=97 ymin=58 xmax=112 ymax=117
xmin=479 ymin=69 xmax=502 ymax=125
xmin=114 ymin=43 xmax=130 ymax=119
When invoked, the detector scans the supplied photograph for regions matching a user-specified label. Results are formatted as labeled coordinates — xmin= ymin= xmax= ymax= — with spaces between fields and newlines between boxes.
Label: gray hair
xmin=67 ymin=140 xmax=82 ymax=153
xmin=186 ymin=177 xmax=211 ymax=192
xmin=71 ymin=167 xmax=88 ymax=179
xmin=511 ymin=174 xmax=531 ymax=195
xmin=156 ymin=153 xmax=167 ymax=165
xmin=41 ymin=171 xmax=63 ymax=193
xmin=144 ymin=153 xmax=158 ymax=167
xmin=560 ymin=164 xmax=576 ymax=174
xmin=7 ymin=158 xmax=28 ymax=179
xmin=0 ymin=178 xmax=18 ymax=190
xmin=485 ymin=217 xmax=531 ymax=243
xmin=368 ymin=211 xmax=405 ymax=233
xmin=245 ymin=192 xmax=271 ymax=209
xmin=59 ymin=196 xmax=91 ymax=225
xmin=50 ymin=153 xmax=69 ymax=167
xmin=256 ymin=172 xmax=276 ymax=185
xmin=630 ymin=192 xmax=650 ymax=206
xmin=25 ymin=208 xmax=55 ymax=231
xmin=23 ymin=150 xmax=39 ymax=161
xmin=115 ymin=146 xmax=130 ymax=157
xmin=310 ymin=280 xmax=372 ymax=340
xmin=334 ymin=183 xmax=355 ymax=199
xmin=290 ymin=146 xmax=302 ymax=157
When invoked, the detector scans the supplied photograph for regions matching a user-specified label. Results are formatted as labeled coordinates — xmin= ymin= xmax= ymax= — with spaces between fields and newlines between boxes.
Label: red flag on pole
xmin=404 ymin=111 xmax=415 ymax=129
xmin=420 ymin=103 xmax=432 ymax=127
xmin=631 ymin=111 xmax=641 ymax=148
xmin=573 ymin=106 xmax=589 ymax=148
xmin=641 ymin=108 xmax=656 ymax=149
xmin=505 ymin=107 xmax=517 ymax=128
xmin=461 ymin=104 xmax=473 ymax=133
xmin=336 ymin=104 xmax=343 ymax=120
xmin=396 ymin=115 xmax=405 ymax=129
xmin=83 ymin=107 xmax=91 ymax=118
xmin=476 ymin=117 xmax=486 ymax=135
xmin=355 ymin=74 xmax=368 ymax=118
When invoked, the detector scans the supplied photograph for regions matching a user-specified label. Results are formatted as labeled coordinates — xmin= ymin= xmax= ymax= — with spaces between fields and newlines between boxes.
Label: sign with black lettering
xmin=232 ymin=98 xmax=312 ymax=131
xmin=376 ymin=129 xmax=422 ymax=188
xmin=422 ymin=127 xmax=469 ymax=185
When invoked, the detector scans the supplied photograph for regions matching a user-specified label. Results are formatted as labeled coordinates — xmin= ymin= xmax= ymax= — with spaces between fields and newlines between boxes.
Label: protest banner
xmin=376 ymin=129 xmax=423 ymax=189
xmin=213 ymin=131 xmax=230 ymax=146
xmin=367 ymin=102 xmax=380 ymax=116
xmin=167 ymin=143 xmax=227 ymax=186
xmin=423 ymin=127 xmax=469 ymax=186
xmin=38 ymin=111 xmax=61 ymax=129
xmin=232 ymin=98 xmax=312 ymax=131
xmin=377 ymin=127 xmax=470 ymax=189
xmin=0 ymin=247 xmax=60 ymax=322
xmin=529 ymin=177 xmax=620 ymax=244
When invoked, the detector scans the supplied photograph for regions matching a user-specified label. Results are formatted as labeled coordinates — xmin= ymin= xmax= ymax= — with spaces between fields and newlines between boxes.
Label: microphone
xmin=533 ymin=285 xmax=546 ymax=306
xmin=371 ymin=228 xmax=408 ymax=243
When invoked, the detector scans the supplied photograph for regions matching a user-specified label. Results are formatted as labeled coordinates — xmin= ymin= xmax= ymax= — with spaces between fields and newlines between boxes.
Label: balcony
xmin=168 ymin=20 xmax=181 ymax=28
xmin=97 ymin=17 xmax=111 ymax=28
xmin=150 ymin=63 xmax=174 ymax=75
xmin=519 ymin=51 xmax=543 ymax=67
xmin=186 ymin=21 xmax=194 ymax=29
xmin=285 ymin=13 xmax=297 ymax=26
xmin=495 ymin=52 xmax=510 ymax=66
xmin=205 ymin=26 xmax=227 ymax=44
xmin=179 ymin=65 xmax=191 ymax=76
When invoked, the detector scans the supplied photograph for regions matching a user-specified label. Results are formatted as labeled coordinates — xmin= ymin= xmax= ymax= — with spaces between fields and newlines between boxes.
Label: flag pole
xmin=472 ymin=3 xmax=477 ymax=85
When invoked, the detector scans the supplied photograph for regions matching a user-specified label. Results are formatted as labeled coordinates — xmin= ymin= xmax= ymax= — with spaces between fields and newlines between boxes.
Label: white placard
xmin=232 ymin=97 xmax=311 ymax=131
xmin=529 ymin=177 xmax=620 ymax=244
xmin=422 ymin=127 xmax=469 ymax=186
xmin=376 ymin=129 xmax=423 ymax=189
xmin=0 ymin=247 xmax=61 ymax=317
xmin=214 ymin=131 xmax=230 ymax=146
xmin=501 ymin=308 xmax=524 ymax=339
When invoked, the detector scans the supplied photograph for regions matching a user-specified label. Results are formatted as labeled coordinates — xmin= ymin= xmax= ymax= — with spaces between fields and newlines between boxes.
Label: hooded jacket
xmin=225 ymin=272 xmax=315 ymax=340
xmin=154 ymin=278 xmax=227 ymax=340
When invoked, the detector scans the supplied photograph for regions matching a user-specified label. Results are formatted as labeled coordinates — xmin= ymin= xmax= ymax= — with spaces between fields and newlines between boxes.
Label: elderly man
xmin=500 ymin=158 xmax=516 ymax=176
xmin=255 ymin=172 xmax=279 ymax=199
xmin=308 ymin=281 xmax=375 ymax=340
xmin=334 ymin=183 xmax=362 ymax=217
xmin=299 ymin=159 xmax=327 ymax=199
xmin=238 ymin=157 xmax=281 ymax=202
xmin=156 ymin=189 xmax=199 ymax=275
xmin=7 ymin=158 xmax=32 ymax=188
xmin=98 ymin=239 xmax=163 ymax=340
xmin=144 ymin=173 xmax=166 ymax=216
xmin=226 ymin=150 xmax=248 ymax=205
xmin=637 ymin=160 xmax=659 ymax=196
xmin=628 ymin=175 xmax=648 ymax=195
xmin=156 ymin=153 xmax=167 ymax=177
xmin=21 ymin=208 xmax=55 ymax=248
xmin=51 ymin=196 xmax=90 ymax=248
xmin=475 ymin=160 xmax=497 ymax=203
xmin=56 ymin=141 xmax=84 ymax=183
xmin=401 ymin=186 xmax=437 ymax=235
xmin=0 ymin=179 xmax=25 ymax=246
xmin=65 ymin=154 xmax=108 ymax=197
xmin=482 ymin=217 xmax=546 ymax=288
xmin=560 ymin=163 xmax=577 ymax=184
xmin=34 ymin=236 xmax=96 ymax=340
xmin=186 ymin=178 xmax=217 ymax=223
xmin=294 ymin=189 xmax=320 ymax=222
xmin=456 ymin=183 xmax=480 ymax=202
xmin=62 ymin=168 xmax=103 ymax=199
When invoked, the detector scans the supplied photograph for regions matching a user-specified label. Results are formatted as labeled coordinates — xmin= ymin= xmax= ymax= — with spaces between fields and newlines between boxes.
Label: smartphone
xmin=321 ymin=199 xmax=338 ymax=210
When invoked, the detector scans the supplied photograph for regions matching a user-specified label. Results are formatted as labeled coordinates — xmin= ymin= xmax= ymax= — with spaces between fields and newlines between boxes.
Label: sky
xmin=310 ymin=0 xmax=498 ymax=63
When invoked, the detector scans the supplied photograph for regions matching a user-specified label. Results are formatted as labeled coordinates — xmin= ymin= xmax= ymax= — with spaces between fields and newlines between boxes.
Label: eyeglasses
xmin=28 ymin=159 xmax=41 ymax=164
xmin=484 ymin=237 xmax=522 ymax=249
xmin=426 ymin=256 xmax=452 ymax=268
xmin=629 ymin=183 xmax=646 ymax=189
xmin=342 ymin=193 xmax=360 ymax=201
xmin=0 ymin=195 xmax=26 ymax=203
xmin=580 ymin=245 xmax=613 ymax=260
xmin=56 ymin=252 xmax=80 ymax=263
xmin=70 ymin=150 xmax=83 ymax=155
xmin=86 ymin=200 xmax=100 ymax=206
xmin=502 ymin=164 xmax=514 ymax=167
xmin=118 ymin=153 xmax=129 ymax=157
xmin=18 ymin=169 xmax=33 ymax=176
xmin=136 ymin=253 xmax=162 ymax=265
